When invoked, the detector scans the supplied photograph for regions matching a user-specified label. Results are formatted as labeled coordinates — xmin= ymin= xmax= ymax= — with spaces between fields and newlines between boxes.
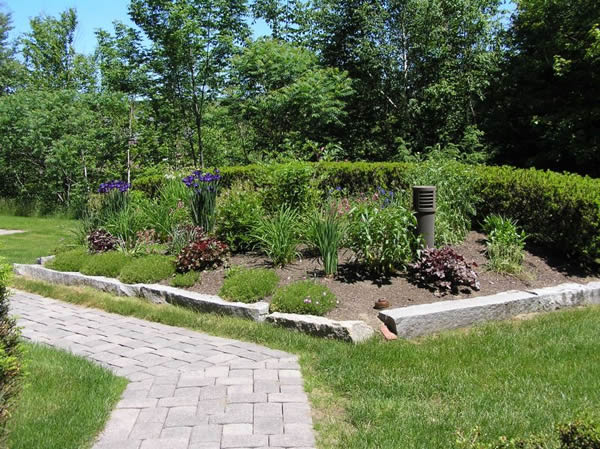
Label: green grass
xmin=11 ymin=276 xmax=600 ymax=449
xmin=0 ymin=215 xmax=77 ymax=264
xmin=219 ymin=266 xmax=279 ymax=303
xmin=6 ymin=342 xmax=126 ymax=449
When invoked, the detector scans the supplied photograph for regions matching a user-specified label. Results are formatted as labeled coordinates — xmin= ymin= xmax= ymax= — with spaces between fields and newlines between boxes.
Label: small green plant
xmin=167 ymin=224 xmax=203 ymax=256
xmin=169 ymin=271 xmax=201 ymax=288
xmin=305 ymin=203 xmax=347 ymax=276
xmin=102 ymin=205 xmax=145 ymax=250
xmin=270 ymin=280 xmax=336 ymax=316
xmin=347 ymin=202 xmax=421 ymax=276
xmin=142 ymin=179 xmax=190 ymax=240
xmin=119 ymin=255 xmax=175 ymax=284
xmin=219 ymin=266 xmax=279 ymax=303
xmin=482 ymin=215 xmax=527 ymax=274
xmin=253 ymin=206 xmax=300 ymax=267
xmin=183 ymin=169 xmax=221 ymax=232
xmin=216 ymin=183 xmax=264 ymax=252
xmin=46 ymin=248 xmax=92 ymax=272
xmin=175 ymin=236 xmax=229 ymax=273
xmin=80 ymin=252 xmax=132 ymax=278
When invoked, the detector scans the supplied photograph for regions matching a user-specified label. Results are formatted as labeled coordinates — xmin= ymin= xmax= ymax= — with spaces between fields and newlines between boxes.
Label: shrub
xmin=347 ymin=202 xmax=421 ymax=276
xmin=169 ymin=271 xmax=201 ymax=288
xmin=216 ymin=182 xmax=264 ymax=252
xmin=482 ymin=215 xmax=527 ymax=274
xmin=253 ymin=206 xmax=300 ymax=267
xmin=219 ymin=267 xmax=279 ymax=303
xmin=259 ymin=163 xmax=319 ymax=213
xmin=410 ymin=247 xmax=480 ymax=295
xmin=141 ymin=179 xmax=190 ymax=240
xmin=119 ymin=255 xmax=176 ymax=284
xmin=183 ymin=169 xmax=221 ymax=232
xmin=270 ymin=280 xmax=336 ymax=316
xmin=305 ymin=203 xmax=347 ymax=276
xmin=176 ymin=236 xmax=229 ymax=273
xmin=167 ymin=224 xmax=204 ymax=256
xmin=0 ymin=255 xmax=23 ymax=440
xmin=559 ymin=418 xmax=600 ymax=449
xmin=80 ymin=252 xmax=132 ymax=278
xmin=87 ymin=229 xmax=118 ymax=253
xmin=46 ymin=248 xmax=92 ymax=272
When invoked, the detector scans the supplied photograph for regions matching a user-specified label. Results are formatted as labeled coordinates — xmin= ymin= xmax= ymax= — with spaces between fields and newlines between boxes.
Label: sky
xmin=3 ymin=0 xmax=269 ymax=55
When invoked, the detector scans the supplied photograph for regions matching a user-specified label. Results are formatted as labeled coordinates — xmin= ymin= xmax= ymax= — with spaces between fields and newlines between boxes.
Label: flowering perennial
xmin=183 ymin=169 xmax=221 ymax=232
xmin=98 ymin=180 xmax=130 ymax=194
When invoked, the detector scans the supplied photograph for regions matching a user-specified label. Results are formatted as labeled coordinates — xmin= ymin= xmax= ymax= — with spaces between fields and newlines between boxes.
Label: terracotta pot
xmin=374 ymin=298 xmax=390 ymax=310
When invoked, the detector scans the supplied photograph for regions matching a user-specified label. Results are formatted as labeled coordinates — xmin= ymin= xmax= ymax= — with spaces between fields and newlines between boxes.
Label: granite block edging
xmin=378 ymin=281 xmax=600 ymax=338
xmin=12 ymin=262 xmax=376 ymax=343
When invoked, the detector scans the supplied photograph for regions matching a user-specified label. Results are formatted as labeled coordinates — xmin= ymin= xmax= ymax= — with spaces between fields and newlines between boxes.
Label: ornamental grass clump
xmin=270 ymin=280 xmax=336 ymax=316
xmin=305 ymin=203 xmax=347 ymax=276
xmin=183 ymin=169 xmax=221 ymax=233
xmin=482 ymin=214 xmax=527 ymax=274
xmin=253 ymin=206 xmax=300 ymax=267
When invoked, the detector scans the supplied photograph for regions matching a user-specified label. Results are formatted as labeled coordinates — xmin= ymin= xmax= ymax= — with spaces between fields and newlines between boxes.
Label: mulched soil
xmin=187 ymin=231 xmax=599 ymax=329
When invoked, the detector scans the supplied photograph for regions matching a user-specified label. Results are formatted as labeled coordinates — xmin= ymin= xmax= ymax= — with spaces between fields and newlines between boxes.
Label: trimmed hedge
xmin=132 ymin=162 xmax=600 ymax=265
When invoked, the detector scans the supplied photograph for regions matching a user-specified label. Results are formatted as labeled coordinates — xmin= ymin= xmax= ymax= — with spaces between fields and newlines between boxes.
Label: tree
xmin=129 ymin=0 xmax=250 ymax=167
xmin=0 ymin=9 xmax=25 ymax=95
xmin=485 ymin=0 xmax=600 ymax=176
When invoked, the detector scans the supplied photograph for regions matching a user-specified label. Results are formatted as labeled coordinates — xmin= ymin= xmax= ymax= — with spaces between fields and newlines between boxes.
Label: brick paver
xmin=10 ymin=290 xmax=316 ymax=449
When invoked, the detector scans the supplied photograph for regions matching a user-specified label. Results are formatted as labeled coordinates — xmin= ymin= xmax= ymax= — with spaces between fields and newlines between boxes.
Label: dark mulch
xmin=187 ymin=232 xmax=599 ymax=329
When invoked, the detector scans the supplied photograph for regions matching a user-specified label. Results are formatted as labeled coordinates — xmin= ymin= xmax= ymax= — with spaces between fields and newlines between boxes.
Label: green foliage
xmin=259 ymin=163 xmax=319 ymax=213
xmin=167 ymin=224 xmax=203 ymax=256
xmin=483 ymin=215 xmax=527 ymax=274
xmin=141 ymin=179 xmax=190 ymax=240
xmin=79 ymin=252 xmax=132 ymax=278
xmin=219 ymin=266 xmax=279 ymax=303
xmin=169 ymin=271 xmax=201 ymax=288
xmin=119 ymin=255 xmax=175 ymax=284
xmin=216 ymin=182 xmax=264 ymax=252
xmin=270 ymin=280 xmax=336 ymax=316
xmin=101 ymin=205 xmax=146 ymax=250
xmin=0 ymin=255 xmax=23 ymax=441
xmin=348 ymin=201 xmax=421 ymax=276
xmin=253 ymin=206 xmax=300 ymax=267
xmin=305 ymin=203 xmax=347 ymax=276
xmin=559 ymin=418 xmax=600 ymax=449
xmin=46 ymin=248 xmax=91 ymax=272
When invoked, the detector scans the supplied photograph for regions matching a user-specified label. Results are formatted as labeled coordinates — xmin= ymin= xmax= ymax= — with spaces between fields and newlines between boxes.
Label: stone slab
xmin=379 ymin=281 xmax=600 ymax=338
xmin=266 ymin=312 xmax=374 ymax=343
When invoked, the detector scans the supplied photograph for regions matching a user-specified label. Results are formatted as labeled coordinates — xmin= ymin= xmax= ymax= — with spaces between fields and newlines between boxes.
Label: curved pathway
xmin=10 ymin=290 xmax=316 ymax=449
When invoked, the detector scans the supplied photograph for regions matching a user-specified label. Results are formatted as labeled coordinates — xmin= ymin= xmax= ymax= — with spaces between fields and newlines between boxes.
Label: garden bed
xmin=171 ymin=231 xmax=599 ymax=329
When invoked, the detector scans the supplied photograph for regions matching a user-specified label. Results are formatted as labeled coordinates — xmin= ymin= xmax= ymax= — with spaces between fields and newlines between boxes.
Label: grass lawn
xmin=6 ymin=342 xmax=127 ymax=449
xmin=12 ymin=276 xmax=600 ymax=449
xmin=0 ymin=215 xmax=77 ymax=264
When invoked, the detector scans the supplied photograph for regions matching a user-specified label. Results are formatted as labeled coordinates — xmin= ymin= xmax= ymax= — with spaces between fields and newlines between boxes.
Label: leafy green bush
xmin=347 ymin=202 xmax=421 ymax=276
xmin=253 ymin=206 xmax=300 ymax=267
xmin=305 ymin=203 xmax=347 ymax=276
xmin=216 ymin=182 xmax=265 ymax=252
xmin=119 ymin=255 xmax=175 ymax=284
xmin=259 ymin=163 xmax=319 ymax=212
xmin=482 ymin=215 xmax=527 ymax=274
xmin=80 ymin=252 xmax=132 ymax=278
xmin=270 ymin=280 xmax=336 ymax=316
xmin=169 ymin=271 xmax=201 ymax=288
xmin=559 ymin=418 xmax=600 ymax=449
xmin=0 ymin=255 xmax=23 ymax=440
xmin=219 ymin=267 xmax=279 ymax=303
xmin=46 ymin=248 xmax=92 ymax=272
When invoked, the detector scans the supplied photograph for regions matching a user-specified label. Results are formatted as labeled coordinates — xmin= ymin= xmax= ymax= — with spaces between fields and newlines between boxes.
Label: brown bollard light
xmin=412 ymin=186 xmax=436 ymax=248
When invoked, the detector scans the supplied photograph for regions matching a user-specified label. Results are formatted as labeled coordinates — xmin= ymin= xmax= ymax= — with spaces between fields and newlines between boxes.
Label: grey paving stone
xmin=10 ymin=290 xmax=316 ymax=449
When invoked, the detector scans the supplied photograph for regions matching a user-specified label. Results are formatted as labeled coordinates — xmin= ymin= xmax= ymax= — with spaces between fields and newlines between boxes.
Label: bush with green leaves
xmin=270 ymin=280 xmax=336 ymax=316
xmin=305 ymin=203 xmax=347 ymax=276
xmin=119 ymin=255 xmax=176 ymax=284
xmin=259 ymin=163 xmax=320 ymax=213
xmin=482 ymin=215 xmax=527 ymax=274
xmin=46 ymin=248 xmax=92 ymax=272
xmin=0 ymin=255 xmax=23 ymax=440
xmin=216 ymin=182 xmax=264 ymax=252
xmin=219 ymin=267 xmax=279 ymax=303
xmin=175 ymin=236 xmax=229 ymax=273
xmin=80 ymin=252 xmax=132 ymax=278
xmin=253 ymin=206 xmax=300 ymax=267
xmin=347 ymin=202 xmax=421 ymax=276
xmin=169 ymin=271 xmax=201 ymax=288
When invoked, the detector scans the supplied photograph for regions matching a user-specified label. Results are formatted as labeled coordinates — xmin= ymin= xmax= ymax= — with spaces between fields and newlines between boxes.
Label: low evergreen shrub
xmin=270 ymin=280 xmax=336 ymax=316
xmin=119 ymin=255 xmax=175 ymax=284
xmin=46 ymin=248 xmax=92 ymax=272
xmin=219 ymin=267 xmax=279 ymax=303
xmin=80 ymin=252 xmax=132 ymax=278
xmin=169 ymin=271 xmax=201 ymax=288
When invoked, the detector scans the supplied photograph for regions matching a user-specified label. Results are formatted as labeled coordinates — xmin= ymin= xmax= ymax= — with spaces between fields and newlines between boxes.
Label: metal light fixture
xmin=412 ymin=186 xmax=436 ymax=248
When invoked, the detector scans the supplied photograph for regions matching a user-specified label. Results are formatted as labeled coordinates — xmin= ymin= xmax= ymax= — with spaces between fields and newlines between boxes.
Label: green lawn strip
xmin=6 ymin=342 xmax=127 ymax=449
xmin=11 ymin=276 xmax=600 ymax=448
xmin=0 ymin=215 xmax=77 ymax=264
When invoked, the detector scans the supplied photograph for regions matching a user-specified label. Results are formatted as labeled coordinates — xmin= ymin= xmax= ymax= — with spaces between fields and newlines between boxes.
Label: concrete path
xmin=10 ymin=290 xmax=316 ymax=449
xmin=0 ymin=229 xmax=24 ymax=236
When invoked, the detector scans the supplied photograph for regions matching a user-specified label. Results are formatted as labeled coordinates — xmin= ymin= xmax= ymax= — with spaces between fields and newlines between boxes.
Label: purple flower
xmin=182 ymin=169 xmax=221 ymax=192
xmin=98 ymin=180 xmax=130 ymax=194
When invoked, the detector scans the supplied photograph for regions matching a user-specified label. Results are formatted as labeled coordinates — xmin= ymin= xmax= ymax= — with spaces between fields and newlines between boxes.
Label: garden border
xmin=12 ymin=261 xmax=376 ymax=343
xmin=378 ymin=281 xmax=600 ymax=338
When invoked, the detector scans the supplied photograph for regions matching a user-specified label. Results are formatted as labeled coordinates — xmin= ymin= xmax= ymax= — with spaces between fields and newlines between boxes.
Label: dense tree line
xmin=0 ymin=0 xmax=598 ymax=210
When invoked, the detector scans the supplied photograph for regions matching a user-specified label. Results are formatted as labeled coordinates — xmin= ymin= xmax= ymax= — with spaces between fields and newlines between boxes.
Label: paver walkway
xmin=10 ymin=290 xmax=316 ymax=449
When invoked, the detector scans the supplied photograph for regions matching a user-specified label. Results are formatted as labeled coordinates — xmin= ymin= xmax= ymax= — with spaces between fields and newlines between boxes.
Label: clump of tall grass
xmin=482 ymin=214 xmax=527 ymax=274
xmin=253 ymin=206 xmax=299 ymax=267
